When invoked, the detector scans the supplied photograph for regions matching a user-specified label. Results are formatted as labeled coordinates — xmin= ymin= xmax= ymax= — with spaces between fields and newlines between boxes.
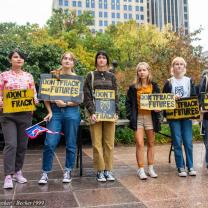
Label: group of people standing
xmin=0 ymin=49 xmax=207 ymax=190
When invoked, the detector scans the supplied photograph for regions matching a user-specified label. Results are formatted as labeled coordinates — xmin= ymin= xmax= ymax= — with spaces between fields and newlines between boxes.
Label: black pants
xmin=0 ymin=112 xmax=32 ymax=175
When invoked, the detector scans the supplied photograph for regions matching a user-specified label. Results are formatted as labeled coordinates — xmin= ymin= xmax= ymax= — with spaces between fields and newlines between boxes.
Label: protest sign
xmin=3 ymin=89 xmax=36 ymax=113
xmin=140 ymin=93 xmax=175 ymax=110
xmin=166 ymin=97 xmax=200 ymax=120
xmin=95 ymin=89 xmax=116 ymax=121
xmin=38 ymin=74 xmax=84 ymax=103
xmin=200 ymin=93 xmax=208 ymax=110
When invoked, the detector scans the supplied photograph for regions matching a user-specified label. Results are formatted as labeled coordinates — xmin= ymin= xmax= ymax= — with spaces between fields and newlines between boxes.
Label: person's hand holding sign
xmin=91 ymin=114 xmax=97 ymax=122
xmin=55 ymin=100 xmax=67 ymax=108
xmin=175 ymin=95 xmax=181 ymax=100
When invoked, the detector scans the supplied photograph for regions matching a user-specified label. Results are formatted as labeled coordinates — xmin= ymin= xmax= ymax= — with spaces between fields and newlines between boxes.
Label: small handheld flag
xmin=25 ymin=121 xmax=64 ymax=139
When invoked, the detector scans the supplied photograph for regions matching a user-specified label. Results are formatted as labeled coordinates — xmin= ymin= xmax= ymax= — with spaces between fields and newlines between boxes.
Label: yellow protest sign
xmin=140 ymin=93 xmax=175 ymax=110
xmin=38 ymin=74 xmax=84 ymax=103
xmin=166 ymin=97 xmax=200 ymax=120
xmin=3 ymin=89 xmax=36 ymax=113
xmin=201 ymin=93 xmax=208 ymax=110
xmin=95 ymin=89 xmax=116 ymax=121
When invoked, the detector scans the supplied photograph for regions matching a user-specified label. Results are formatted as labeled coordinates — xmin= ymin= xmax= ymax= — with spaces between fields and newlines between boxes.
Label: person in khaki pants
xmin=84 ymin=51 xmax=118 ymax=182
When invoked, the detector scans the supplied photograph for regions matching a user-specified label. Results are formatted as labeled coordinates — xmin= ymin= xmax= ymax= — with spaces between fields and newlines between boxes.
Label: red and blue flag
xmin=25 ymin=124 xmax=63 ymax=139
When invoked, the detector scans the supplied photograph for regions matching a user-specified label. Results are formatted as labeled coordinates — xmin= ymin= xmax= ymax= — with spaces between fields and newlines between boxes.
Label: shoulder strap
xmin=91 ymin=71 xmax=94 ymax=90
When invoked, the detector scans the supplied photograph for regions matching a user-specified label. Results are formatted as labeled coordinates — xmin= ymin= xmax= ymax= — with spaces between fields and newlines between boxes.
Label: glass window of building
xmin=116 ymin=0 xmax=120 ymax=10
xmin=124 ymin=13 xmax=127 ymax=19
xmin=136 ymin=6 xmax=139 ymax=11
xmin=128 ymin=5 xmax=132 ymax=11
xmin=104 ymin=12 xmax=108 ymax=18
xmin=140 ymin=6 xmax=144 ymax=12
xmin=140 ymin=14 xmax=144 ymax=20
xmin=99 ymin=20 xmax=103 ymax=26
xmin=111 ymin=0 xmax=115 ymax=10
xmin=91 ymin=0 xmax=95 ymax=8
xmin=104 ymin=0 xmax=108 ymax=9
xmin=64 ymin=9 xmax=68 ymax=14
xmin=184 ymin=6 xmax=187 ymax=12
xmin=117 ymin=13 xmax=120 ymax=18
xmin=124 ymin=5 xmax=127 ymax=10
xmin=129 ymin=14 xmax=132 ymax=19
xmin=136 ymin=14 xmax=139 ymax=20
xmin=140 ymin=0 xmax=143 ymax=3
xmin=78 ymin=1 xmax=82 ymax=7
xmin=86 ymin=0 xmax=90 ymax=8
xmin=99 ymin=11 xmax=103 ymax=17
xmin=99 ymin=0 xmax=102 ymax=9
xmin=91 ymin=11 xmax=95 ymax=17
xmin=112 ymin=13 xmax=115 ymax=18
xmin=64 ymin=0 xmax=68 ymax=6
xmin=104 ymin=21 xmax=108 ymax=26
xmin=72 ymin=1 xmax=76 ymax=7
xmin=59 ymin=0 xmax=63 ymax=6
xmin=78 ymin=10 xmax=82 ymax=15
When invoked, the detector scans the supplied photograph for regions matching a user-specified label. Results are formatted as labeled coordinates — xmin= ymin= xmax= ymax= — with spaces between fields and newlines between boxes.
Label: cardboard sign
xmin=3 ymin=89 xmax=36 ymax=113
xmin=95 ymin=89 xmax=116 ymax=121
xmin=38 ymin=74 xmax=84 ymax=103
xmin=200 ymin=93 xmax=208 ymax=110
xmin=140 ymin=93 xmax=175 ymax=110
xmin=166 ymin=97 xmax=200 ymax=120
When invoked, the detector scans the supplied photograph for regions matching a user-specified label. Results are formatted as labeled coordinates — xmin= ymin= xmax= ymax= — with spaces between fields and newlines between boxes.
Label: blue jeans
xmin=169 ymin=120 xmax=193 ymax=169
xmin=42 ymin=105 xmax=80 ymax=172
xmin=202 ymin=119 xmax=208 ymax=166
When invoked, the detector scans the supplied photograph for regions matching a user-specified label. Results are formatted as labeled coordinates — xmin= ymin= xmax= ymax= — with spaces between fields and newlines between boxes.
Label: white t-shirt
xmin=170 ymin=76 xmax=191 ymax=98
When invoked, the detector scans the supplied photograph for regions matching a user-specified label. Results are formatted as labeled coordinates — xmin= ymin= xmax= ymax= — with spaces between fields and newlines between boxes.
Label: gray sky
xmin=0 ymin=0 xmax=207 ymax=51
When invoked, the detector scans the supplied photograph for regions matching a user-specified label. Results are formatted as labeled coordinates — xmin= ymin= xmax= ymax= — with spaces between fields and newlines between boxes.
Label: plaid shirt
xmin=0 ymin=70 xmax=38 ymax=104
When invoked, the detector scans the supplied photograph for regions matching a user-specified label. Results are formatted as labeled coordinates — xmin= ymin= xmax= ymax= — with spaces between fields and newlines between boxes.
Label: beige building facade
xmin=52 ymin=0 xmax=148 ymax=32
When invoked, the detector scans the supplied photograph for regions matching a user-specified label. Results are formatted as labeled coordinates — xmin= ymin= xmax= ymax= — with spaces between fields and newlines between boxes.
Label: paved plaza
xmin=0 ymin=143 xmax=208 ymax=208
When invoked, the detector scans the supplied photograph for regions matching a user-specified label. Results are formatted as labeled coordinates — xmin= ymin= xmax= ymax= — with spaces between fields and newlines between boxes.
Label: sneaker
xmin=3 ymin=175 xmax=13 ymax=189
xmin=13 ymin=170 xmax=27 ymax=183
xmin=178 ymin=168 xmax=187 ymax=177
xmin=104 ymin=170 xmax=115 ymax=181
xmin=148 ymin=165 xmax=158 ymax=178
xmin=137 ymin=168 xmax=148 ymax=180
xmin=96 ymin=171 xmax=106 ymax=182
xmin=188 ymin=168 xmax=197 ymax=176
xmin=38 ymin=172 xmax=48 ymax=184
xmin=63 ymin=171 xmax=72 ymax=183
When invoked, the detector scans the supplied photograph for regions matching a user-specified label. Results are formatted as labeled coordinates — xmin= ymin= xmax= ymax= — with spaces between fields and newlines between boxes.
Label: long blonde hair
xmin=135 ymin=62 xmax=152 ymax=88
xmin=51 ymin=52 xmax=76 ymax=80
xmin=170 ymin=57 xmax=187 ymax=76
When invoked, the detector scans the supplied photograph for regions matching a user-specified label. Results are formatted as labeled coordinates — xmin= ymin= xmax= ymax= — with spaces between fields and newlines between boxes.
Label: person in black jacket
xmin=163 ymin=57 xmax=197 ymax=177
xmin=198 ymin=69 xmax=208 ymax=174
xmin=126 ymin=62 xmax=161 ymax=180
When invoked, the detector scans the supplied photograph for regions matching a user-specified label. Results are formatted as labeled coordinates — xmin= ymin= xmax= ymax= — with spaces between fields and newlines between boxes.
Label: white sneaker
xmin=13 ymin=170 xmax=27 ymax=183
xmin=104 ymin=170 xmax=115 ymax=181
xmin=178 ymin=168 xmax=187 ymax=177
xmin=63 ymin=171 xmax=72 ymax=183
xmin=96 ymin=171 xmax=107 ymax=182
xmin=38 ymin=172 xmax=48 ymax=184
xmin=148 ymin=165 xmax=158 ymax=178
xmin=3 ymin=175 xmax=13 ymax=189
xmin=188 ymin=168 xmax=197 ymax=176
xmin=137 ymin=168 xmax=148 ymax=180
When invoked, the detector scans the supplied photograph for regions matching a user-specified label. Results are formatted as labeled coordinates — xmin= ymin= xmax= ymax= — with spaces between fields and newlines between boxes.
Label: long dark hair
xmin=95 ymin=50 xmax=110 ymax=67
